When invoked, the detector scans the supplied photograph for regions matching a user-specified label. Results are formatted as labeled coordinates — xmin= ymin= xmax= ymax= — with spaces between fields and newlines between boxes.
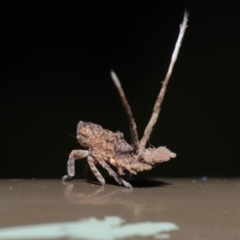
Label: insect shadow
xmin=75 ymin=163 xmax=171 ymax=188
xmin=88 ymin=178 xmax=170 ymax=188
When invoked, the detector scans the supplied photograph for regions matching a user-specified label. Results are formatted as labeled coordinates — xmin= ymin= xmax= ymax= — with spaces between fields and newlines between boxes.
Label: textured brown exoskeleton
xmin=62 ymin=12 xmax=188 ymax=188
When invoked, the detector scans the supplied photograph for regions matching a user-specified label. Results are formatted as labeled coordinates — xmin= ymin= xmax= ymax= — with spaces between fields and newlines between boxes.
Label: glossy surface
xmin=0 ymin=179 xmax=239 ymax=239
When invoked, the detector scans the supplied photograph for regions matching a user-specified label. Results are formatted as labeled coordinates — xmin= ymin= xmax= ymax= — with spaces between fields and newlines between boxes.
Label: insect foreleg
xmin=62 ymin=150 xmax=89 ymax=181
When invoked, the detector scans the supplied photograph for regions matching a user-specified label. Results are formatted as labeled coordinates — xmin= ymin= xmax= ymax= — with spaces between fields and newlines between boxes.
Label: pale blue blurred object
xmin=0 ymin=216 xmax=179 ymax=240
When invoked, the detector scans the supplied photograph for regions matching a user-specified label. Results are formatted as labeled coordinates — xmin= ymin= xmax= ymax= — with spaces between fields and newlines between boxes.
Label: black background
xmin=1 ymin=1 xmax=239 ymax=179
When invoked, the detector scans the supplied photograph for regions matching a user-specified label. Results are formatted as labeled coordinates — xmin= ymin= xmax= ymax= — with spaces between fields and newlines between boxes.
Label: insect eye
xmin=80 ymin=127 xmax=89 ymax=136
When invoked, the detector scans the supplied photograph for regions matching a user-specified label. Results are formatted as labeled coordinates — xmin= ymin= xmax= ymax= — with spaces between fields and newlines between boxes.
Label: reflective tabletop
xmin=0 ymin=178 xmax=239 ymax=239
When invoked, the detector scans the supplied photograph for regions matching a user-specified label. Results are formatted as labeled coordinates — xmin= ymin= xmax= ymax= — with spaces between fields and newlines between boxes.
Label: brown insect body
xmin=78 ymin=121 xmax=175 ymax=175
xmin=62 ymin=12 xmax=188 ymax=188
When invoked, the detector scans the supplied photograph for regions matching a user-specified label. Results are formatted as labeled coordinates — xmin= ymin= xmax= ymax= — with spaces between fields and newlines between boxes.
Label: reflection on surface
xmin=64 ymin=183 xmax=132 ymax=202
xmin=0 ymin=216 xmax=179 ymax=240
xmin=63 ymin=182 xmax=167 ymax=220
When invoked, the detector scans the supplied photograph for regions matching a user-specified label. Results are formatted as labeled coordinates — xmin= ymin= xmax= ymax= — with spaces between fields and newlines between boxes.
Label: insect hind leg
xmin=99 ymin=159 xmax=132 ymax=188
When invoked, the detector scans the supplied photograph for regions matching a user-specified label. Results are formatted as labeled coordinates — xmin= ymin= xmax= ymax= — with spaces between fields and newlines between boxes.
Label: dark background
xmin=1 ymin=1 xmax=239 ymax=179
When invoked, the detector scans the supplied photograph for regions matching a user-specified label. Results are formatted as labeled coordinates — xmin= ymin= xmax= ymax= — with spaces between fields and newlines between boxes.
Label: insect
xmin=62 ymin=12 xmax=188 ymax=188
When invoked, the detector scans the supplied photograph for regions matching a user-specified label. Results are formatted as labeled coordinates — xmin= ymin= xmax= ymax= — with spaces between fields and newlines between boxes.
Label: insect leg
xmin=62 ymin=150 xmax=89 ymax=181
xmin=99 ymin=159 xmax=121 ymax=185
xmin=99 ymin=159 xmax=132 ymax=188
xmin=87 ymin=156 xmax=105 ymax=185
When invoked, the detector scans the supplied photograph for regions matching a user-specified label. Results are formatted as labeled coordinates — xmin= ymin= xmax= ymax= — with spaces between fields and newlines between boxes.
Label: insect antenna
xmin=138 ymin=11 xmax=189 ymax=155
xmin=110 ymin=70 xmax=139 ymax=152
xmin=68 ymin=133 xmax=77 ymax=139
